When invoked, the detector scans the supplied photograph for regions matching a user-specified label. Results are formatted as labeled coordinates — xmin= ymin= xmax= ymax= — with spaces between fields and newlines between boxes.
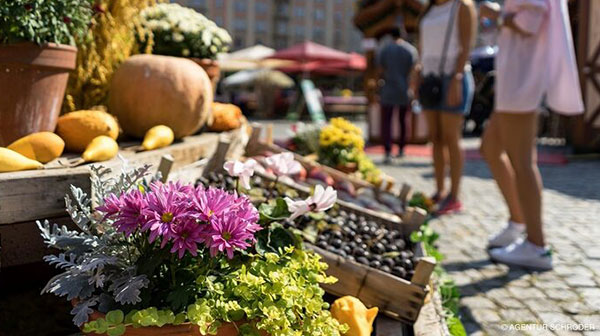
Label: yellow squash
xmin=7 ymin=132 xmax=65 ymax=163
xmin=82 ymin=136 xmax=119 ymax=163
xmin=56 ymin=110 xmax=119 ymax=153
xmin=330 ymin=296 xmax=378 ymax=336
xmin=0 ymin=147 xmax=43 ymax=172
xmin=142 ymin=125 xmax=175 ymax=151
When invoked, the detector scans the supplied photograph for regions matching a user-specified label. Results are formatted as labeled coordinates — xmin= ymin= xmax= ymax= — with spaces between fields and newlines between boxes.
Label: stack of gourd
xmin=0 ymin=54 xmax=219 ymax=173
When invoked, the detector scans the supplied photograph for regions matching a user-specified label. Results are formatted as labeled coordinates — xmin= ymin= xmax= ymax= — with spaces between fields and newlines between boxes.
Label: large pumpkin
xmin=108 ymin=54 xmax=213 ymax=139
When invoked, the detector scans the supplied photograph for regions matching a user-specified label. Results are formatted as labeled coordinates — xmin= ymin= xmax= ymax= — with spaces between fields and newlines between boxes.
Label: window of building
xmin=294 ymin=25 xmax=305 ymax=38
xmin=313 ymin=27 xmax=324 ymax=42
xmin=293 ymin=7 xmax=304 ymax=18
xmin=234 ymin=19 xmax=247 ymax=32
xmin=276 ymin=21 xmax=288 ymax=34
xmin=314 ymin=9 xmax=324 ymax=21
xmin=215 ymin=0 xmax=223 ymax=8
xmin=256 ymin=21 xmax=267 ymax=33
xmin=234 ymin=0 xmax=246 ymax=12
xmin=256 ymin=2 xmax=268 ymax=14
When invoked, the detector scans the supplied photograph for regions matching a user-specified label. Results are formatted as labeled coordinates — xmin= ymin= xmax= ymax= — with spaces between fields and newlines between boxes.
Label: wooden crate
xmin=312 ymin=244 xmax=436 ymax=324
xmin=253 ymin=171 xmax=434 ymax=323
xmin=245 ymin=124 xmax=395 ymax=191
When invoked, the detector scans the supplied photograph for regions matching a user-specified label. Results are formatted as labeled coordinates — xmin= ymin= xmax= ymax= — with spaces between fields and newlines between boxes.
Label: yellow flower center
xmin=222 ymin=232 xmax=232 ymax=241
xmin=161 ymin=212 xmax=174 ymax=223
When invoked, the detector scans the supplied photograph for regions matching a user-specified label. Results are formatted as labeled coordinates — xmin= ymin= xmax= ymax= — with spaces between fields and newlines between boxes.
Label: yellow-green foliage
xmin=64 ymin=0 xmax=159 ymax=112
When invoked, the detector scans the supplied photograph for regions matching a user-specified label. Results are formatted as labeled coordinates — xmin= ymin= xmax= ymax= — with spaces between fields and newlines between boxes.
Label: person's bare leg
xmin=497 ymin=112 xmax=544 ymax=247
xmin=440 ymin=112 xmax=464 ymax=199
xmin=425 ymin=110 xmax=445 ymax=196
xmin=480 ymin=113 xmax=526 ymax=223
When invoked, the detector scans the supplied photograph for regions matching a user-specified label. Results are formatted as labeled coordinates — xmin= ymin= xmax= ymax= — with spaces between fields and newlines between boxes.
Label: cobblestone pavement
xmin=375 ymin=139 xmax=600 ymax=336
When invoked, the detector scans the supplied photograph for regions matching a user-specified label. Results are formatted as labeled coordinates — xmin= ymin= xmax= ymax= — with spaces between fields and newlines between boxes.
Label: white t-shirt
xmin=420 ymin=0 xmax=462 ymax=76
xmin=495 ymin=0 xmax=584 ymax=114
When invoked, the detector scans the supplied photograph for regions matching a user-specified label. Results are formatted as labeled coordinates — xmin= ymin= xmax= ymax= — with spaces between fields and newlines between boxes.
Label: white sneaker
xmin=488 ymin=221 xmax=526 ymax=248
xmin=489 ymin=239 xmax=553 ymax=271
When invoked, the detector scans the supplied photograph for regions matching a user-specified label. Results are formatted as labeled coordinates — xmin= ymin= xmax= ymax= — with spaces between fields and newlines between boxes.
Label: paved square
xmin=376 ymin=138 xmax=600 ymax=336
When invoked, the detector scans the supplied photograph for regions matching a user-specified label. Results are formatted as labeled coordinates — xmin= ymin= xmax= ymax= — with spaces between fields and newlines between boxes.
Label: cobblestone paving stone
xmin=374 ymin=139 xmax=600 ymax=336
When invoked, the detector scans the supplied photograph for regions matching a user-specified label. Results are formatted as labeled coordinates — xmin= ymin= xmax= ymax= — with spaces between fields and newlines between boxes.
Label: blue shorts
xmin=421 ymin=70 xmax=475 ymax=115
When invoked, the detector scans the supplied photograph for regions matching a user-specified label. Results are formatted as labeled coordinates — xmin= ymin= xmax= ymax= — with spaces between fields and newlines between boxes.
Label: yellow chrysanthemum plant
xmin=318 ymin=118 xmax=381 ymax=185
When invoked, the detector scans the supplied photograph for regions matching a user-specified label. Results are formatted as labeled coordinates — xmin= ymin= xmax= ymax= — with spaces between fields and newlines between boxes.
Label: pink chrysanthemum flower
xmin=143 ymin=182 xmax=192 ymax=243
xmin=193 ymin=187 xmax=237 ymax=222
xmin=96 ymin=193 xmax=123 ymax=220
xmin=231 ymin=194 xmax=261 ymax=235
xmin=112 ymin=189 xmax=148 ymax=236
xmin=204 ymin=212 xmax=255 ymax=259
xmin=169 ymin=218 xmax=204 ymax=258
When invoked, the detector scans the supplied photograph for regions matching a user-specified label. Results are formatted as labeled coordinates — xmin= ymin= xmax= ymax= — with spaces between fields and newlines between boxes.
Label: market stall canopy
xmin=221 ymin=69 xmax=295 ymax=88
xmin=218 ymin=44 xmax=293 ymax=71
xmin=278 ymin=52 xmax=366 ymax=75
xmin=269 ymin=41 xmax=351 ymax=63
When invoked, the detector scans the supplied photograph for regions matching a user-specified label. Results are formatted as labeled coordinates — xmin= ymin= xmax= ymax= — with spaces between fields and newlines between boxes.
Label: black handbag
xmin=418 ymin=0 xmax=459 ymax=107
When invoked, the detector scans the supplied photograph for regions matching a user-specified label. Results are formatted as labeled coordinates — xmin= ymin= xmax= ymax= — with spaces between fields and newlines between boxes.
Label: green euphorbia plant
xmin=0 ymin=0 xmax=94 ymax=45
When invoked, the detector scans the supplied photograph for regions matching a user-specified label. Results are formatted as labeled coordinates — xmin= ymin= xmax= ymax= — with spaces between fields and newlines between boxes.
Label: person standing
xmin=376 ymin=27 xmax=418 ymax=163
xmin=480 ymin=0 xmax=583 ymax=270
xmin=416 ymin=0 xmax=477 ymax=215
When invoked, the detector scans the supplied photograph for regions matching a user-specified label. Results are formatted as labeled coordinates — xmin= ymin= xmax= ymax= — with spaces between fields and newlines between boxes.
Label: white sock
xmin=509 ymin=221 xmax=526 ymax=232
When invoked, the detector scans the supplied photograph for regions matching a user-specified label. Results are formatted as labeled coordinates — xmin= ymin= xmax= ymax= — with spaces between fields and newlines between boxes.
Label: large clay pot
xmin=191 ymin=58 xmax=220 ymax=93
xmin=0 ymin=42 xmax=77 ymax=146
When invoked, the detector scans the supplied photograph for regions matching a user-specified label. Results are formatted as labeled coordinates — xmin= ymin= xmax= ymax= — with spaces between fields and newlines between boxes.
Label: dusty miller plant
xmin=38 ymin=165 xmax=153 ymax=326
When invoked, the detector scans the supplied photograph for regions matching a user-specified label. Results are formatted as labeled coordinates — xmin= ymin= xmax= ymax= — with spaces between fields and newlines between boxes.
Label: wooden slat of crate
xmin=308 ymin=245 xmax=368 ymax=297
xmin=358 ymin=267 xmax=428 ymax=323
xmin=307 ymin=240 xmax=435 ymax=324
xmin=0 ymin=132 xmax=224 ymax=225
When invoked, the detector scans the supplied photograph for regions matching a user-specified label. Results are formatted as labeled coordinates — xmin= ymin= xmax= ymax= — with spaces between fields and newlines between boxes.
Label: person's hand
xmin=479 ymin=1 xmax=501 ymax=20
xmin=446 ymin=76 xmax=463 ymax=107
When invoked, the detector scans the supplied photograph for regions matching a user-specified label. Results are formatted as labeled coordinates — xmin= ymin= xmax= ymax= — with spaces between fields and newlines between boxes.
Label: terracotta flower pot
xmin=0 ymin=42 xmax=77 ymax=146
xmin=77 ymin=303 xmax=268 ymax=336
xmin=86 ymin=321 xmax=253 ymax=336
xmin=191 ymin=58 xmax=220 ymax=93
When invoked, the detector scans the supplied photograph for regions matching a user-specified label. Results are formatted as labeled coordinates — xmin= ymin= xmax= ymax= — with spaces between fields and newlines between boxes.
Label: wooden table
xmin=0 ymin=129 xmax=248 ymax=268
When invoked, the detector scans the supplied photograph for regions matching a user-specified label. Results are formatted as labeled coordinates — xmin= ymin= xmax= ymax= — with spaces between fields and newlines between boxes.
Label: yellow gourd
xmin=56 ymin=110 xmax=120 ymax=153
xmin=7 ymin=132 xmax=65 ymax=163
xmin=0 ymin=148 xmax=43 ymax=172
xmin=330 ymin=296 xmax=378 ymax=336
xmin=82 ymin=136 xmax=119 ymax=162
xmin=142 ymin=125 xmax=175 ymax=151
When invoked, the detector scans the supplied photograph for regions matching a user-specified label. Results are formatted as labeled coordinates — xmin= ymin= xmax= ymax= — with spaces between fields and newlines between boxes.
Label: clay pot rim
xmin=0 ymin=41 xmax=77 ymax=52
xmin=0 ymin=41 xmax=77 ymax=71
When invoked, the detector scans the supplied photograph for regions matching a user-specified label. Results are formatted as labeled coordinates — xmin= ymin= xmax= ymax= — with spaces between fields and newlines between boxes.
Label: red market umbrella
xmin=278 ymin=54 xmax=366 ymax=75
xmin=269 ymin=41 xmax=351 ymax=63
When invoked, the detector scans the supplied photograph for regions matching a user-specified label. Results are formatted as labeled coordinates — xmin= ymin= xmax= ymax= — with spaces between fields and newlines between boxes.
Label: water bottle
xmin=411 ymin=100 xmax=422 ymax=114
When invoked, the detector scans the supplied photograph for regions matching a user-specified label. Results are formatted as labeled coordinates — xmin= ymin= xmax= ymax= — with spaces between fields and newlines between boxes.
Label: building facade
xmin=173 ymin=0 xmax=363 ymax=52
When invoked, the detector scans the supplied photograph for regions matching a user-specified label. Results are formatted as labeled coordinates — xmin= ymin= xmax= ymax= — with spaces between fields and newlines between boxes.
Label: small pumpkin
xmin=56 ymin=110 xmax=119 ymax=153
xmin=209 ymin=102 xmax=242 ymax=132
xmin=109 ymin=54 xmax=213 ymax=139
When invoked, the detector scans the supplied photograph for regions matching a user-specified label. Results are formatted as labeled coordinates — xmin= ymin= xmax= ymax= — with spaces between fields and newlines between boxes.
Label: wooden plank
xmin=0 ymin=133 xmax=222 ymax=225
xmin=157 ymin=155 xmax=175 ymax=182
xmin=411 ymin=257 xmax=437 ymax=287
xmin=309 ymin=245 xmax=368 ymax=297
xmin=0 ymin=168 xmax=90 ymax=225
xmin=202 ymin=139 xmax=231 ymax=177
xmin=0 ymin=217 xmax=72 ymax=268
xmin=398 ymin=183 xmax=412 ymax=203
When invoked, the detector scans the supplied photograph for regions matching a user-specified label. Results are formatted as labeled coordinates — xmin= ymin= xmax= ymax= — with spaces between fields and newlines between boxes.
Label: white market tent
xmin=218 ymin=44 xmax=293 ymax=71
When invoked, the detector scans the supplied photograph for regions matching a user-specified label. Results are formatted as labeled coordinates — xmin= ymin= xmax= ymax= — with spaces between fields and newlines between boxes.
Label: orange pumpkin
xmin=108 ymin=55 xmax=213 ymax=139
xmin=209 ymin=102 xmax=243 ymax=132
